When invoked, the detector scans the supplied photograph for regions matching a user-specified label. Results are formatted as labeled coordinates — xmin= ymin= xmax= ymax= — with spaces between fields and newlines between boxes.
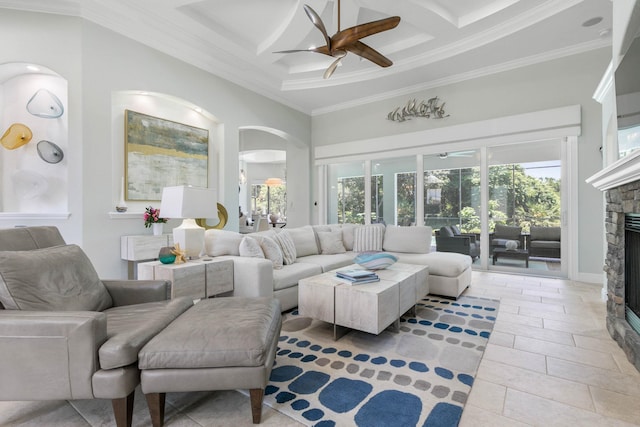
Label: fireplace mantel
xmin=587 ymin=150 xmax=640 ymax=191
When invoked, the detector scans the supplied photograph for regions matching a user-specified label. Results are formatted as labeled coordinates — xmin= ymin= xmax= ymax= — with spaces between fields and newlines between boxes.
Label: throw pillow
xmin=334 ymin=223 xmax=357 ymax=251
xmin=353 ymin=224 xmax=384 ymax=252
xmin=383 ymin=225 xmax=432 ymax=254
xmin=273 ymin=230 xmax=297 ymax=265
xmin=317 ymin=230 xmax=346 ymax=255
xmin=260 ymin=236 xmax=284 ymax=269
xmin=239 ymin=236 xmax=265 ymax=258
xmin=0 ymin=244 xmax=113 ymax=311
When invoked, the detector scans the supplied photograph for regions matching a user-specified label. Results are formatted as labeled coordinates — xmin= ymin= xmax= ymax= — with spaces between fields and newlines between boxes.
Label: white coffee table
xmin=298 ymin=263 xmax=429 ymax=339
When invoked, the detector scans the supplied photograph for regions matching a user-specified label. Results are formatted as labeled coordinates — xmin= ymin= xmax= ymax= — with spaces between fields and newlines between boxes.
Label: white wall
xmin=312 ymin=48 xmax=611 ymax=279
xmin=0 ymin=9 xmax=312 ymax=278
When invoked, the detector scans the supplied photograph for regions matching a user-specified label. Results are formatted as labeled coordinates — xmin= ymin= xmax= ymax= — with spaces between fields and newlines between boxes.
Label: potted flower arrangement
xmin=144 ymin=206 xmax=168 ymax=235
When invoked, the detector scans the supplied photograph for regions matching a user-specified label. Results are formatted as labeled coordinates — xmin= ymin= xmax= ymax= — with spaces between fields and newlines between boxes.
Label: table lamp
xmin=159 ymin=185 xmax=218 ymax=259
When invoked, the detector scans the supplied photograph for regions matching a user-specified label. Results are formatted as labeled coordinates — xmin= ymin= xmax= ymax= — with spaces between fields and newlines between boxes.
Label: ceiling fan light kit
xmin=387 ymin=97 xmax=449 ymax=122
xmin=275 ymin=1 xmax=400 ymax=79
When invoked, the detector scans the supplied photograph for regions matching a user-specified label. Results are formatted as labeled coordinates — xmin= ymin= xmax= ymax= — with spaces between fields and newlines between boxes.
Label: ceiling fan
xmin=275 ymin=0 xmax=400 ymax=79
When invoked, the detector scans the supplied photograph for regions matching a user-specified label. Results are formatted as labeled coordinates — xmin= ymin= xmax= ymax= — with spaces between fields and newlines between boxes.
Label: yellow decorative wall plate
xmin=1 ymin=123 xmax=33 ymax=150
xmin=196 ymin=203 xmax=228 ymax=230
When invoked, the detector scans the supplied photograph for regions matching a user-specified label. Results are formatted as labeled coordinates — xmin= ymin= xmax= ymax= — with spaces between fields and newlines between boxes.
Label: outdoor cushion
xmin=530 ymin=226 xmax=560 ymax=241
xmin=439 ymin=226 xmax=454 ymax=237
xmin=0 ymin=244 xmax=113 ymax=312
xmin=493 ymin=224 xmax=522 ymax=240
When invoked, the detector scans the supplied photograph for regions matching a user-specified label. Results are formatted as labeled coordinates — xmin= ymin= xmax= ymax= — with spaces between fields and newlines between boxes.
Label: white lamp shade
xmin=159 ymin=186 xmax=218 ymax=259
xmin=159 ymin=186 xmax=218 ymax=221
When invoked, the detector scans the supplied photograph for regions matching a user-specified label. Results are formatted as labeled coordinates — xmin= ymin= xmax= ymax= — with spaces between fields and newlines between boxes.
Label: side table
xmin=137 ymin=258 xmax=234 ymax=300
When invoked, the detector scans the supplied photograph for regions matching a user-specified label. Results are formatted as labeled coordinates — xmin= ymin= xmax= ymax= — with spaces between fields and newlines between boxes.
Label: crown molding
xmin=312 ymin=39 xmax=610 ymax=116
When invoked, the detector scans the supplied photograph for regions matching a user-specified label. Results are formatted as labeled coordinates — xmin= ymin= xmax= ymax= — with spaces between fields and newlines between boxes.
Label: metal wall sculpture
xmin=387 ymin=97 xmax=449 ymax=122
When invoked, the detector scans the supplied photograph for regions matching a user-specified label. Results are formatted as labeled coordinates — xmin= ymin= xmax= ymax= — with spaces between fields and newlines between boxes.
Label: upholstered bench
xmin=138 ymin=297 xmax=282 ymax=425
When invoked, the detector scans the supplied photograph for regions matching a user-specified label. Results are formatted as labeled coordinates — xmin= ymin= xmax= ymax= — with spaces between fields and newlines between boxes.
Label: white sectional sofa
xmin=204 ymin=224 xmax=472 ymax=312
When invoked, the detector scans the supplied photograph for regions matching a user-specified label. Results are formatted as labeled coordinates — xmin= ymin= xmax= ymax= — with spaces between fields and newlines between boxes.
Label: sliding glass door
xmin=323 ymin=140 xmax=565 ymax=277
xmin=487 ymin=140 xmax=563 ymax=275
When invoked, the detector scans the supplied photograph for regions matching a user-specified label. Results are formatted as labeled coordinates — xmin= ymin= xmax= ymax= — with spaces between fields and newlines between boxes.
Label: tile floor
xmin=1 ymin=270 xmax=639 ymax=426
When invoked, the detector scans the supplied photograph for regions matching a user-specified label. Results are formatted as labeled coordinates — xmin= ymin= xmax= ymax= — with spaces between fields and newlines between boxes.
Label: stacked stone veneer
xmin=605 ymin=180 xmax=640 ymax=373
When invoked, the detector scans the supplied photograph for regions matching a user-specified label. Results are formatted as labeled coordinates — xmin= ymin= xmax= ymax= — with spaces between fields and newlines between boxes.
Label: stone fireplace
xmin=604 ymin=182 xmax=640 ymax=372
xmin=589 ymin=152 xmax=640 ymax=373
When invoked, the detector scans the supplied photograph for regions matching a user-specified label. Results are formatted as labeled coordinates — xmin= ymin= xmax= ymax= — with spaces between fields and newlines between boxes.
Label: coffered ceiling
xmin=0 ymin=0 xmax=612 ymax=114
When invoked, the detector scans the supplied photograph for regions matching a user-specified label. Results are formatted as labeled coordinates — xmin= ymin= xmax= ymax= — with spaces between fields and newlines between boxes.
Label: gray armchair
xmin=435 ymin=225 xmax=480 ymax=259
xmin=529 ymin=226 xmax=561 ymax=258
xmin=489 ymin=224 xmax=525 ymax=253
xmin=0 ymin=226 xmax=193 ymax=427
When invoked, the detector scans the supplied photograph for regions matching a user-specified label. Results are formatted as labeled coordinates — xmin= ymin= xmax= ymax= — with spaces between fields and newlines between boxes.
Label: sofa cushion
xmin=101 ymin=297 xmax=193 ymax=369
xmin=273 ymin=230 xmax=297 ymax=265
xmin=0 ymin=244 xmax=113 ymax=312
xmin=204 ymin=229 xmax=243 ymax=256
xmin=138 ymin=297 xmax=280 ymax=369
xmin=317 ymin=230 xmax=347 ymax=255
xmin=287 ymin=225 xmax=319 ymax=257
xmin=353 ymin=224 xmax=384 ymax=252
xmin=239 ymin=236 xmax=265 ymax=258
xmin=273 ymin=263 xmax=322 ymax=291
xmin=296 ymin=253 xmax=354 ymax=272
xmin=383 ymin=225 xmax=431 ymax=254
xmin=425 ymin=252 xmax=471 ymax=277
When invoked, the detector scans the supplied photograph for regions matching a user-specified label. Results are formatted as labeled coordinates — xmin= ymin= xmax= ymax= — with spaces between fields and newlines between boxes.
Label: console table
xmin=121 ymin=234 xmax=173 ymax=278
xmin=137 ymin=258 xmax=234 ymax=300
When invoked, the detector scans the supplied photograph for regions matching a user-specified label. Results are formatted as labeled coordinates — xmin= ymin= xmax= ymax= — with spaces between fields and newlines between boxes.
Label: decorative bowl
xmin=353 ymin=251 xmax=398 ymax=270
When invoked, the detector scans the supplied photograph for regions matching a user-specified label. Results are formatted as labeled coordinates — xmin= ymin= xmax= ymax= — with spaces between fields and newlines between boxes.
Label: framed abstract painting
xmin=125 ymin=109 xmax=209 ymax=201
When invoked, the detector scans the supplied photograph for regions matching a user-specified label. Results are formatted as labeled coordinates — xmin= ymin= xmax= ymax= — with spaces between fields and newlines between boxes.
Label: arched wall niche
xmin=239 ymin=127 xmax=287 ymax=218
xmin=0 ymin=62 xmax=69 ymax=217
xmin=110 ymin=90 xmax=221 ymax=215
xmin=238 ymin=125 xmax=310 ymax=227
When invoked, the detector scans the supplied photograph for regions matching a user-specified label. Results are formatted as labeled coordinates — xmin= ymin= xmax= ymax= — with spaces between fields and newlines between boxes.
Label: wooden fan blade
xmin=331 ymin=16 xmax=400 ymax=51
xmin=274 ymin=45 xmax=332 ymax=56
xmin=323 ymin=50 xmax=347 ymax=79
xmin=303 ymin=4 xmax=332 ymax=50
xmin=345 ymin=41 xmax=392 ymax=67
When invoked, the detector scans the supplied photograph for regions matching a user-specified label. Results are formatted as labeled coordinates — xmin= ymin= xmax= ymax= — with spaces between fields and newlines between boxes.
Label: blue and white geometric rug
xmin=265 ymin=295 xmax=499 ymax=427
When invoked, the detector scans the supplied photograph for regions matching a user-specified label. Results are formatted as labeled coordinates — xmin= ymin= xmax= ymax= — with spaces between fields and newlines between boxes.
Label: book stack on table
xmin=336 ymin=269 xmax=380 ymax=284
